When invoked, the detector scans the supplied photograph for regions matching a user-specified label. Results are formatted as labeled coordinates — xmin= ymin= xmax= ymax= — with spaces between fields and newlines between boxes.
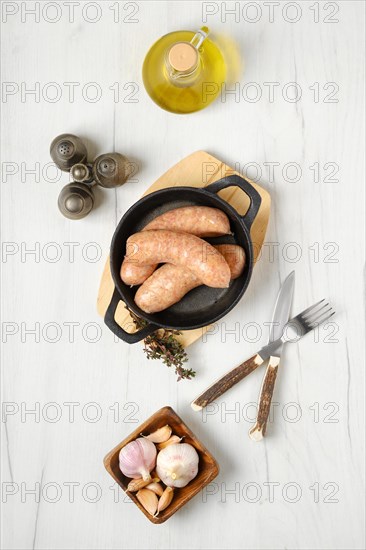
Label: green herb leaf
xmin=126 ymin=308 xmax=195 ymax=381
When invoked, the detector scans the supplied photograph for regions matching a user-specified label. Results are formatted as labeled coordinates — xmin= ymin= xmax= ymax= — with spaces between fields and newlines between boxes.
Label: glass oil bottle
xmin=142 ymin=27 xmax=226 ymax=114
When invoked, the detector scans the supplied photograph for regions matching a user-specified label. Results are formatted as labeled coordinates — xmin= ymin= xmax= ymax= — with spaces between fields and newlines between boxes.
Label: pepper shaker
xmin=93 ymin=153 xmax=130 ymax=188
xmin=50 ymin=134 xmax=87 ymax=171
xmin=58 ymin=182 xmax=95 ymax=220
xmin=50 ymin=133 xmax=131 ymax=219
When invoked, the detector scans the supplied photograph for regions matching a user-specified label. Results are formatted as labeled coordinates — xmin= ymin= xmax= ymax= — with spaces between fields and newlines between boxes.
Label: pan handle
xmin=104 ymin=288 xmax=160 ymax=344
xmin=205 ymin=174 xmax=261 ymax=230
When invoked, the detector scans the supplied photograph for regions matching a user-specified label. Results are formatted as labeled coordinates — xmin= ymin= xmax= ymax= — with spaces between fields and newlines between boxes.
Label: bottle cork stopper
xmin=168 ymin=42 xmax=198 ymax=72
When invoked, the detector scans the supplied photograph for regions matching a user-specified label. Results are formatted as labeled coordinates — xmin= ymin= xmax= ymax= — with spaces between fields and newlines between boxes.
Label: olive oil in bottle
xmin=142 ymin=27 xmax=226 ymax=114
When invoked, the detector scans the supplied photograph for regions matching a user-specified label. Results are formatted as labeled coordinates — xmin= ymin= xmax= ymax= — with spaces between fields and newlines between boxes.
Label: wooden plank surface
xmin=97 ymin=150 xmax=271 ymax=347
xmin=1 ymin=2 xmax=365 ymax=550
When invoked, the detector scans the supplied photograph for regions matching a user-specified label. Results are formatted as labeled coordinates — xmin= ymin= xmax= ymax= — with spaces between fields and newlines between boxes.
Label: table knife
xmin=248 ymin=271 xmax=295 ymax=440
xmin=191 ymin=272 xmax=295 ymax=411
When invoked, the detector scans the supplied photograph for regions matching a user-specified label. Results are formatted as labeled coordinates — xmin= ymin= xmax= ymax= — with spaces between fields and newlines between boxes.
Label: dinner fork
xmin=248 ymin=299 xmax=335 ymax=440
xmin=258 ymin=299 xmax=335 ymax=359
xmin=191 ymin=299 xmax=336 ymax=411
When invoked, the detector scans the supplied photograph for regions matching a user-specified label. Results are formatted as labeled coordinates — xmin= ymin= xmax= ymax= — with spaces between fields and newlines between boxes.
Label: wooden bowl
xmin=103 ymin=406 xmax=219 ymax=523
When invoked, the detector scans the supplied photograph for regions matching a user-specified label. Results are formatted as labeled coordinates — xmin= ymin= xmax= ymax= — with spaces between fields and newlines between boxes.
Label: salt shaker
xmin=50 ymin=133 xmax=131 ymax=219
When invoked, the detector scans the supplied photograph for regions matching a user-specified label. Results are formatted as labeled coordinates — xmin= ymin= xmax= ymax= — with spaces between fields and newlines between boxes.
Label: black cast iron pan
xmin=105 ymin=174 xmax=261 ymax=343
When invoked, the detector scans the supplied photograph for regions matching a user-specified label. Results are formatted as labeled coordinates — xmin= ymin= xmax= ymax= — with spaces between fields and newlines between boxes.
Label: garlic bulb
xmin=156 ymin=443 xmax=199 ymax=488
xmin=119 ymin=437 xmax=157 ymax=481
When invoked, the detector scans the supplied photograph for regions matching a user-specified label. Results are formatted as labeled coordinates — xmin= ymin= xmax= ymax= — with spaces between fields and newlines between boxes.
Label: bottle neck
xmin=165 ymin=41 xmax=200 ymax=86
xmin=164 ymin=27 xmax=209 ymax=87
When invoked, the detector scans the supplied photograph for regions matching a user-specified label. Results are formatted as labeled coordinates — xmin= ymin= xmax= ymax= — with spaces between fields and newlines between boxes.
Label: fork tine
xmin=307 ymin=306 xmax=332 ymax=324
xmin=303 ymin=303 xmax=330 ymax=321
xmin=298 ymin=299 xmax=326 ymax=318
xmin=309 ymin=310 xmax=335 ymax=328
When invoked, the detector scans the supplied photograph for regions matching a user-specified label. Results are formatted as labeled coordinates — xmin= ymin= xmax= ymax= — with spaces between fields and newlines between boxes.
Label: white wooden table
xmin=1 ymin=1 xmax=365 ymax=549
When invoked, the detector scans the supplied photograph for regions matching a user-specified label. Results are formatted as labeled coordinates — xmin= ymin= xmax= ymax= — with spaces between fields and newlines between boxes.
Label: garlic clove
xmin=157 ymin=435 xmax=183 ymax=450
xmin=143 ymin=425 xmax=172 ymax=444
xmin=155 ymin=487 xmax=174 ymax=515
xmin=156 ymin=443 xmax=199 ymax=488
xmin=127 ymin=475 xmax=160 ymax=492
xmin=136 ymin=489 xmax=158 ymax=516
xmin=150 ymin=470 xmax=160 ymax=482
xmin=127 ymin=478 xmax=150 ymax=492
xmin=145 ymin=482 xmax=164 ymax=497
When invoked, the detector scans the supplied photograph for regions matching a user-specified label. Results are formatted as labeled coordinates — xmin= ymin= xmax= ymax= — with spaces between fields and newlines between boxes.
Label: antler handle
xmin=191 ymin=354 xmax=264 ymax=410
xmin=249 ymin=356 xmax=280 ymax=441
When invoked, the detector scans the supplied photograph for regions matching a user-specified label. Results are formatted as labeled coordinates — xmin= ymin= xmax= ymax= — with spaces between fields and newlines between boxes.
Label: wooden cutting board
xmin=97 ymin=151 xmax=270 ymax=347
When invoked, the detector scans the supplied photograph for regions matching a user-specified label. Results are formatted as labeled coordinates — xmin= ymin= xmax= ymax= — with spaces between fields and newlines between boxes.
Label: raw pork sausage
xmin=121 ymin=261 xmax=156 ymax=286
xmin=214 ymin=244 xmax=246 ymax=280
xmin=143 ymin=206 xmax=231 ymax=237
xmin=135 ymin=244 xmax=245 ymax=313
xmin=125 ymin=230 xmax=231 ymax=288
xmin=120 ymin=206 xmax=231 ymax=285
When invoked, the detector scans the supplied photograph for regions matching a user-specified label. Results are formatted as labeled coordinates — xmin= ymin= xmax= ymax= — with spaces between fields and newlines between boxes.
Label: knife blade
xmin=268 ymin=270 xmax=295 ymax=346
xmin=249 ymin=271 xmax=295 ymax=440
xmin=191 ymin=272 xmax=295 ymax=411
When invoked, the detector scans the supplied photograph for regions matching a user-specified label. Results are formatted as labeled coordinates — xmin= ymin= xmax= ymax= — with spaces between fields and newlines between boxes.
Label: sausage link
xmin=135 ymin=245 xmax=245 ymax=313
xmin=143 ymin=206 xmax=231 ymax=237
xmin=120 ymin=206 xmax=231 ymax=285
xmin=120 ymin=261 xmax=156 ymax=286
xmin=214 ymin=244 xmax=246 ymax=280
xmin=125 ymin=230 xmax=231 ymax=288
xmin=120 ymin=243 xmax=246 ymax=287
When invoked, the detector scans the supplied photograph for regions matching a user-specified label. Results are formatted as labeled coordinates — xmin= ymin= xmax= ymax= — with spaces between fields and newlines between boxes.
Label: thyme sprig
xmin=127 ymin=308 xmax=195 ymax=381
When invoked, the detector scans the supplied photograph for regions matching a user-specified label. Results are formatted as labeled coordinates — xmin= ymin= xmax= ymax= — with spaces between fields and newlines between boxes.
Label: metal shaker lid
xmin=58 ymin=182 xmax=94 ymax=220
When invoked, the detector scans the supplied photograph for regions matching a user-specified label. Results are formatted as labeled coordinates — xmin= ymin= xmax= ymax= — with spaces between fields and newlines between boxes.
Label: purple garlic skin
xmin=119 ymin=437 xmax=157 ymax=481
